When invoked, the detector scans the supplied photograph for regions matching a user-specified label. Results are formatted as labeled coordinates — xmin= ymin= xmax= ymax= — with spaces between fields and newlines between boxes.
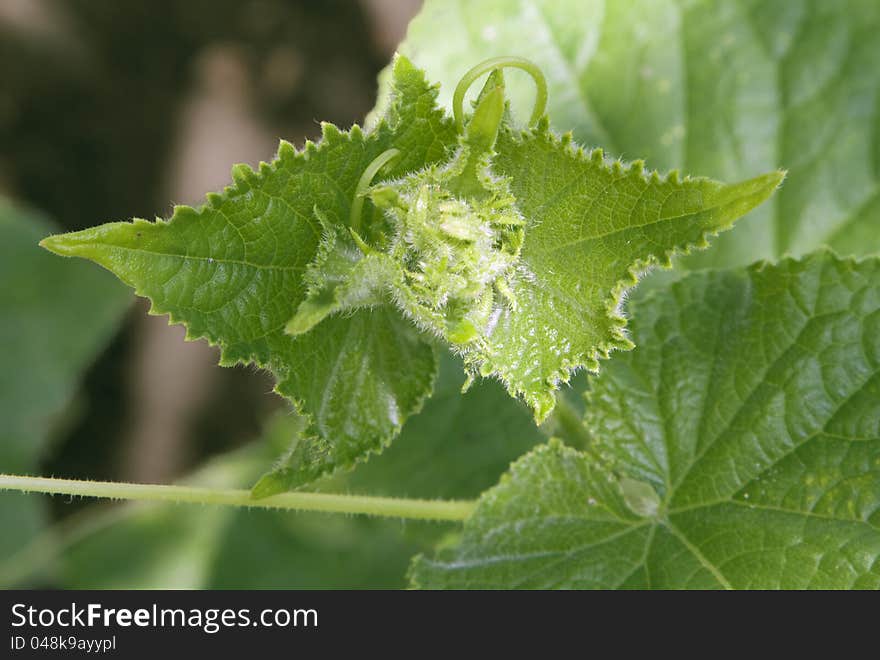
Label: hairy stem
xmin=551 ymin=392 xmax=593 ymax=449
xmin=0 ymin=474 xmax=476 ymax=522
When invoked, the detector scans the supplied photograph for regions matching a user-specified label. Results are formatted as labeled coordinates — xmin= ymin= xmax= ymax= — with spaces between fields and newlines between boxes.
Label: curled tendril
xmin=349 ymin=148 xmax=401 ymax=232
xmin=452 ymin=56 xmax=547 ymax=133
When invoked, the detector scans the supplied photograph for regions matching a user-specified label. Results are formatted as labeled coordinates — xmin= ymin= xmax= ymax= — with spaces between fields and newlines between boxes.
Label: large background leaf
xmin=389 ymin=0 xmax=880 ymax=266
xmin=411 ymin=252 xmax=880 ymax=588
xmin=345 ymin=353 xmax=544 ymax=499
xmin=0 ymin=200 xmax=129 ymax=570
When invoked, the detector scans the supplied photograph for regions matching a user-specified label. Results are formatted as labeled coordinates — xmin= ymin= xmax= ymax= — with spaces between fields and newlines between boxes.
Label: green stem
xmin=453 ymin=56 xmax=548 ymax=132
xmin=552 ymin=392 xmax=593 ymax=449
xmin=0 ymin=474 xmax=475 ymax=522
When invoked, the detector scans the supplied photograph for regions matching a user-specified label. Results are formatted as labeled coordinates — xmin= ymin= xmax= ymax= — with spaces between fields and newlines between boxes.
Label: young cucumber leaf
xmin=286 ymin=70 xmax=524 ymax=351
xmin=390 ymin=0 xmax=880 ymax=267
xmin=411 ymin=252 xmax=880 ymax=589
xmin=40 ymin=53 xmax=780 ymax=487
xmin=40 ymin=57 xmax=456 ymax=489
xmin=473 ymin=126 xmax=782 ymax=420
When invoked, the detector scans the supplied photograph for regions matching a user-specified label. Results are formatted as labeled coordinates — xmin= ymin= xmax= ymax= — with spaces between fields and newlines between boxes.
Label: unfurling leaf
xmin=463 ymin=127 xmax=783 ymax=419
xmin=40 ymin=54 xmax=780 ymax=488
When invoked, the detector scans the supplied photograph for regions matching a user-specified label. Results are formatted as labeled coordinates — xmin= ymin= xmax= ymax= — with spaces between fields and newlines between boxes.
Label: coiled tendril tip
xmin=452 ymin=56 xmax=547 ymax=133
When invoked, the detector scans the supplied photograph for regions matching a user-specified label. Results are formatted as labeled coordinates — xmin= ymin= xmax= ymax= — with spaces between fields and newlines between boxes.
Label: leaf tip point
xmin=38 ymin=233 xmax=75 ymax=257
xmin=736 ymin=169 xmax=788 ymax=204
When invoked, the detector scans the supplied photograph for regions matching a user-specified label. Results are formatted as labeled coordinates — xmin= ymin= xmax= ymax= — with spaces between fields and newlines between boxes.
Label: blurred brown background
xmin=0 ymin=0 xmax=421 ymax=501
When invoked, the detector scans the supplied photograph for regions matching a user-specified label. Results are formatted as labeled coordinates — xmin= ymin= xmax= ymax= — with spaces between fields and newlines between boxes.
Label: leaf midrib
xmin=669 ymin=498 xmax=880 ymax=531
xmin=89 ymin=243 xmax=308 ymax=272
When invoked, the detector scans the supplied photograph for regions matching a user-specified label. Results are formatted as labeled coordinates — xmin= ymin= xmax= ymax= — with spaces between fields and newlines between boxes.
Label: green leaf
xmin=474 ymin=125 xmax=782 ymax=419
xmin=0 ymin=199 xmax=129 ymax=571
xmin=345 ymin=352 xmax=544 ymax=500
xmin=40 ymin=57 xmax=457 ymax=489
xmin=411 ymin=252 xmax=880 ymax=589
xmin=390 ymin=0 xmax=880 ymax=266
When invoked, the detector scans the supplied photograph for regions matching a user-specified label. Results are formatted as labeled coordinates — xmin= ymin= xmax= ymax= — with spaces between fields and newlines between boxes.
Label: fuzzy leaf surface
xmin=475 ymin=125 xmax=781 ymax=418
xmin=294 ymin=107 xmax=781 ymax=422
xmin=411 ymin=252 xmax=880 ymax=589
